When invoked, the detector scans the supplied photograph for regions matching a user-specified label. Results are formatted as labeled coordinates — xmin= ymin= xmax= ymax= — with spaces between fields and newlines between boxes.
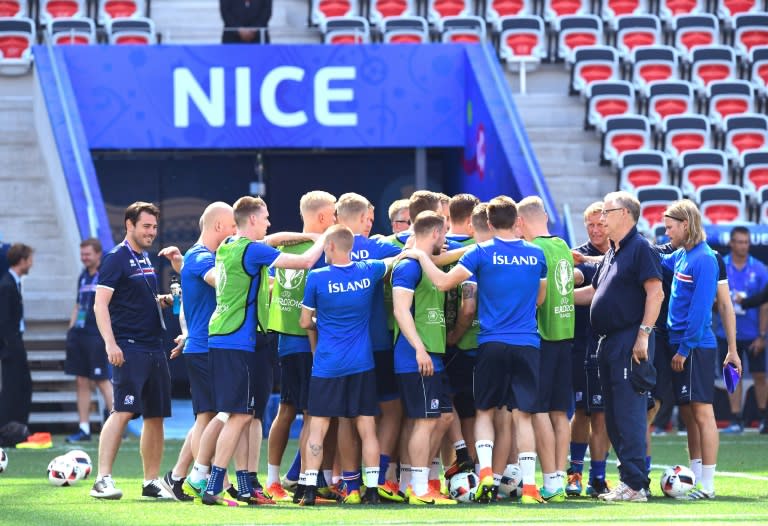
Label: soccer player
xmin=200 ymin=196 xmax=326 ymax=506
xmin=65 ymin=238 xmax=112 ymax=443
xmin=574 ymin=191 xmax=664 ymax=503
xmin=388 ymin=199 xmax=410 ymax=234
xmin=393 ymin=211 xmax=457 ymax=506
xmin=517 ymin=196 xmax=575 ymax=503
xmin=265 ymin=191 xmax=336 ymax=502
xmin=567 ymin=202 xmax=611 ymax=497
xmin=408 ymin=196 xmax=548 ymax=504
xmin=156 ymin=202 xmax=236 ymax=500
xmin=90 ymin=202 xmax=175 ymax=500
xmin=298 ymin=224 xmax=390 ymax=506
xmin=661 ymin=200 xmax=720 ymax=500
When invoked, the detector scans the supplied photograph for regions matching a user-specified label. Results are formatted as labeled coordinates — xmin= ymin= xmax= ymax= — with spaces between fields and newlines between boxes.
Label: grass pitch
xmin=1 ymin=433 xmax=767 ymax=525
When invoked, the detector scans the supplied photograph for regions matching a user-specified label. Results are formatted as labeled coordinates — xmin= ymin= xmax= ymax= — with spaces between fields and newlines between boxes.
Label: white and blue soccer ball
xmin=47 ymin=456 xmax=81 ymax=487
xmin=65 ymin=449 xmax=92 ymax=480
xmin=448 ymin=471 xmax=480 ymax=502
xmin=660 ymin=465 xmax=696 ymax=498
xmin=0 ymin=448 xmax=8 ymax=473
xmin=499 ymin=465 xmax=523 ymax=498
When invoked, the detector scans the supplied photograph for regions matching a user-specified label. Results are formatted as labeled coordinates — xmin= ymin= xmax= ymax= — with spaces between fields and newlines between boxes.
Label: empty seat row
xmin=635 ymin=183 xmax=752 ymax=228
xmin=0 ymin=0 xmax=145 ymax=26
xmin=321 ymin=15 xmax=489 ymax=43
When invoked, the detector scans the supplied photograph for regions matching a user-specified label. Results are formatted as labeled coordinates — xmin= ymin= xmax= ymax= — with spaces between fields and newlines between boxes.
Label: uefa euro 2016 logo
xmin=278 ymin=269 xmax=305 ymax=290
xmin=554 ymin=258 xmax=574 ymax=296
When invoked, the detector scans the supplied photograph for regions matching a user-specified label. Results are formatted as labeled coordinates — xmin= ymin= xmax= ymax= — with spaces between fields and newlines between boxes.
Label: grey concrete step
xmin=29 ymin=411 xmax=101 ymax=424
xmin=32 ymin=391 xmax=99 ymax=404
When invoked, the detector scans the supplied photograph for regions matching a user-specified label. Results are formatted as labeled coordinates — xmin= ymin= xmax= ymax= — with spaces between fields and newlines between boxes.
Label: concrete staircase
xmin=509 ymin=64 xmax=616 ymax=243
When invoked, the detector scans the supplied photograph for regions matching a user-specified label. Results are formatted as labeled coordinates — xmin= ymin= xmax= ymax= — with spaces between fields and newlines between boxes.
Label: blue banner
xmin=54 ymin=44 xmax=466 ymax=149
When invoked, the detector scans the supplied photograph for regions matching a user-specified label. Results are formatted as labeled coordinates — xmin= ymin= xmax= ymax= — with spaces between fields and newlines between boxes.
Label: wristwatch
xmin=639 ymin=325 xmax=653 ymax=335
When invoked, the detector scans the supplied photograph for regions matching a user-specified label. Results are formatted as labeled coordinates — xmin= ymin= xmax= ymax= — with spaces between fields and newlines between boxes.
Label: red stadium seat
xmin=485 ymin=0 xmax=531 ymax=26
xmin=498 ymin=16 xmax=545 ymax=69
xmin=630 ymin=45 xmax=678 ymax=96
xmin=543 ymin=0 xmax=589 ymax=23
xmin=323 ymin=16 xmax=370 ymax=44
xmin=690 ymin=46 xmax=736 ymax=92
xmin=382 ymin=16 xmax=428 ymax=43
xmin=718 ymin=0 xmax=759 ymax=28
xmin=680 ymin=150 xmax=728 ymax=196
xmin=370 ymin=0 xmax=416 ymax=27
xmin=673 ymin=14 xmax=718 ymax=62
xmin=696 ymin=185 xmax=747 ymax=224
xmin=618 ymin=150 xmax=669 ymax=192
xmin=429 ymin=0 xmax=472 ymax=24
xmin=734 ymin=14 xmax=768 ymax=59
xmin=0 ymin=17 xmax=33 ymax=75
xmin=311 ymin=0 xmax=354 ymax=26
xmin=601 ymin=0 xmax=648 ymax=30
xmin=601 ymin=115 xmax=651 ymax=165
xmin=723 ymin=114 xmax=768 ymax=160
xmin=41 ymin=0 xmax=84 ymax=25
xmin=748 ymin=46 xmax=768 ymax=99
xmin=440 ymin=15 xmax=486 ymax=43
xmin=106 ymin=17 xmax=155 ymax=45
xmin=0 ymin=0 xmax=23 ymax=17
xmin=637 ymin=186 xmax=683 ymax=230
xmin=741 ymin=151 xmax=768 ymax=203
xmin=98 ymin=0 xmax=144 ymax=25
xmin=661 ymin=114 xmax=710 ymax=161
xmin=585 ymin=80 xmax=635 ymax=130
xmin=616 ymin=15 xmax=661 ymax=59
xmin=556 ymin=15 xmax=603 ymax=62
xmin=49 ymin=17 xmax=95 ymax=44
xmin=707 ymin=80 xmax=754 ymax=130
xmin=570 ymin=46 xmax=620 ymax=95
xmin=659 ymin=0 xmax=703 ymax=22
xmin=647 ymin=81 xmax=694 ymax=127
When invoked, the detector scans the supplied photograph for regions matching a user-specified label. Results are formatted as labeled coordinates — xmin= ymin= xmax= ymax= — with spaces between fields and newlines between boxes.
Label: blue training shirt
xmin=349 ymin=235 xmax=401 ymax=352
xmin=73 ymin=268 xmax=100 ymax=335
xmin=302 ymin=260 xmax=387 ymax=378
xmin=181 ymin=243 xmax=216 ymax=354
xmin=392 ymin=257 xmax=445 ymax=374
xmin=715 ymin=254 xmax=768 ymax=341
xmin=662 ymin=242 xmax=719 ymax=357
xmin=208 ymin=241 xmax=280 ymax=352
xmin=457 ymin=237 xmax=547 ymax=348
xmin=98 ymin=242 xmax=163 ymax=347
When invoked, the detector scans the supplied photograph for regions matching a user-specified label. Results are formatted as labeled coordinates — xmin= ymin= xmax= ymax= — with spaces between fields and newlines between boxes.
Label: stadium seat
xmin=637 ymin=185 xmax=683 ymax=230
xmin=370 ymin=0 xmax=416 ymax=27
xmin=747 ymin=46 xmax=768 ymax=99
xmin=556 ymin=15 xmax=603 ymax=63
xmin=429 ymin=0 xmax=472 ymax=25
xmin=600 ymin=0 xmax=649 ymax=30
xmin=323 ymin=16 xmax=370 ymax=44
xmin=630 ymin=46 xmax=679 ymax=96
xmin=440 ymin=15 xmax=486 ymax=43
xmin=600 ymin=115 xmax=651 ymax=165
xmin=679 ymin=149 xmax=728 ymax=196
xmin=690 ymin=46 xmax=736 ymax=92
xmin=741 ymin=151 xmax=768 ymax=204
xmin=706 ymin=80 xmax=754 ymax=130
xmin=658 ymin=0 xmax=704 ymax=23
xmin=672 ymin=14 xmax=719 ymax=63
xmin=723 ymin=114 xmax=768 ymax=161
xmin=647 ymin=81 xmax=695 ymax=127
xmin=734 ymin=14 xmax=768 ymax=59
xmin=106 ymin=17 xmax=155 ymax=44
xmin=98 ymin=0 xmax=145 ymax=25
xmin=543 ymin=0 xmax=589 ymax=23
xmin=312 ymin=0 xmax=354 ymax=26
xmin=40 ymin=0 xmax=85 ymax=25
xmin=759 ymin=187 xmax=768 ymax=224
xmin=585 ymin=80 xmax=635 ymax=130
xmin=485 ymin=0 xmax=531 ymax=27
xmin=0 ymin=0 xmax=24 ymax=17
xmin=617 ymin=150 xmax=669 ymax=192
xmin=49 ymin=17 xmax=95 ymax=44
xmin=0 ymin=17 xmax=34 ymax=75
xmin=381 ymin=16 xmax=428 ymax=43
xmin=696 ymin=184 xmax=747 ymax=223
xmin=497 ymin=16 xmax=545 ymax=69
xmin=615 ymin=15 xmax=662 ymax=59
xmin=570 ymin=46 xmax=620 ymax=95
xmin=661 ymin=114 xmax=710 ymax=161
xmin=717 ymin=0 xmax=760 ymax=28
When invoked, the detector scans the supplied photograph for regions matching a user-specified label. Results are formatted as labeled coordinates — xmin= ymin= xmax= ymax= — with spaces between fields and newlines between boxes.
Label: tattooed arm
xmin=447 ymin=281 xmax=477 ymax=347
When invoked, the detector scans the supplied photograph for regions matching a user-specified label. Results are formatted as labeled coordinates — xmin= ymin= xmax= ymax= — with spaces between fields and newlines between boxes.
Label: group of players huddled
xmin=86 ymin=188 xmax=734 ymax=506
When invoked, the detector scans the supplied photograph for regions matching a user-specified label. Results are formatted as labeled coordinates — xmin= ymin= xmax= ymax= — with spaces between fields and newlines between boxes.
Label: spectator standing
xmin=220 ymin=0 xmax=272 ymax=44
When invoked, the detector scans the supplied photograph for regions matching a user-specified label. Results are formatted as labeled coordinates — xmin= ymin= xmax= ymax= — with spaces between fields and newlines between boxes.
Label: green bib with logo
xmin=267 ymin=241 xmax=313 ymax=336
xmin=533 ymin=236 xmax=575 ymax=341
xmin=444 ymin=237 xmax=480 ymax=350
xmin=392 ymin=260 xmax=446 ymax=354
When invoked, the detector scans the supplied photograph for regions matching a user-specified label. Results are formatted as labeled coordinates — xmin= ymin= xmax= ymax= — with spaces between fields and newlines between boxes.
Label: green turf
xmin=1 ymin=433 xmax=767 ymax=525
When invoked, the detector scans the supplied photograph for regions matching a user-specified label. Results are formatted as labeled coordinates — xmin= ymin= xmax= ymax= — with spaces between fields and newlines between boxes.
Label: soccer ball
xmin=65 ymin=449 xmax=92 ymax=479
xmin=0 ymin=448 xmax=8 ymax=473
xmin=448 ymin=471 xmax=479 ymax=502
xmin=47 ymin=456 xmax=81 ymax=487
xmin=499 ymin=465 xmax=523 ymax=498
xmin=660 ymin=465 xmax=696 ymax=498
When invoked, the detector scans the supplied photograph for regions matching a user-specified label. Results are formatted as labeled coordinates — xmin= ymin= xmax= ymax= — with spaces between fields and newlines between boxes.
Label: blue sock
xmin=286 ymin=450 xmax=301 ymax=481
xmin=379 ymin=454 xmax=390 ymax=485
xmin=236 ymin=470 xmax=253 ymax=497
xmin=646 ymin=456 xmax=652 ymax=473
xmin=205 ymin=465 xmax=226 ymax=495
xmin=569 ymin=442 xmax=588 ymax=474
xmin=317 ymin=470 xmax=328 ymax=488
xmin=590 ymin=460 xmax=606 ymax=481
xmin=342 ymin=470 xmax=361 ymax=493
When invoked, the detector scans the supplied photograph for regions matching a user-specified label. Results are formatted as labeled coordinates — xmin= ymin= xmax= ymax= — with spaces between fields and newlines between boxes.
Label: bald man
xmin=157 ymin=202 xmax=237 ymax=500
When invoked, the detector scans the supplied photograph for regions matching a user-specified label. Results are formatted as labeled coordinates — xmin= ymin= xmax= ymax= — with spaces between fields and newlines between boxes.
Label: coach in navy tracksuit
xmin=575 ymin=191 xmax=663 ymax=503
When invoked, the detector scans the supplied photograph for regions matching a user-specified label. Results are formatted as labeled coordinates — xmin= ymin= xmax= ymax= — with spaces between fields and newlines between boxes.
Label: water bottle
xmin=170 ymin=276 xmax=181 ymax=316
